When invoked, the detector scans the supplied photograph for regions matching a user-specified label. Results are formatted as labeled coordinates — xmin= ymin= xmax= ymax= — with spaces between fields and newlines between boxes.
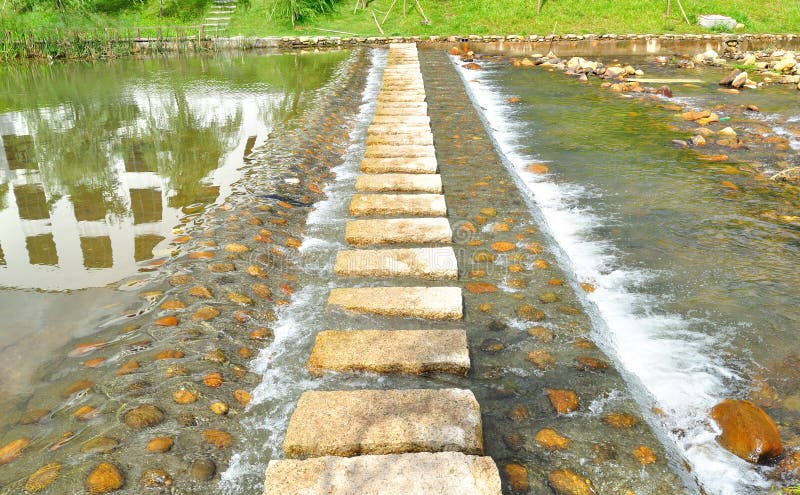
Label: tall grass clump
xmin=268 ymin=0 xmax=340 ymax=26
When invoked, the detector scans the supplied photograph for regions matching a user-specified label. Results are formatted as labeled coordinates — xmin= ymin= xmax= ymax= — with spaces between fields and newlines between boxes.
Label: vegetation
xmin=0 ymin=0 xmax=799 ymax=58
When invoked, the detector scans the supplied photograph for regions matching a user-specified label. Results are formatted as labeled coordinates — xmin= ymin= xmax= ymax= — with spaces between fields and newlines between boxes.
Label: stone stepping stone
xmin=355 ymin=173 xmax=442 ymax=193
xmin=345 ymin=218 xmax=451 ymax=245
xmin=327 ymin=286 xmax=462 ymax=319
xmin=349 ymin=193 xmax=446 ymax=217
xmin=370 ymin=115 xmax=430 ymax=125
xmin=363 ymin=145 xmax=434 ymax=158
xmin=367 ymin=124 xmax=432 ymax=136
xmin=306 ymin=329 xmax=469 ymax=376
xmin=333 ymin=247 xmax=456 ymax=279
xmin=361 ymin=157 xmax=437 ymax=174
xmin=373 ymin=107 xmax=428 ymax=117
xmin=263 ymin=452 xmax=501 ymax=495
xmin=283 ymin=388 xmax=482 ymax=457
xmin=366 ymin=133 xmax=433 ymax=146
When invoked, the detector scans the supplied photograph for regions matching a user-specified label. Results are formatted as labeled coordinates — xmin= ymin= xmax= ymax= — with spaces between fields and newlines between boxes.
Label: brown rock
xmin=0 ymin=438 xmax=31 ymax=465
xmin=154 ymin=349 xmax=184 ymax=360
xmin=575 ymin=356 xmax=608 ymax=372
xmin=517 ymin=304 xmax=545 ymax=321
xmin=548 ymin=469 xmax=595 ymax=495
xmin=19 ymin=409 xmax=49 ymax=425
xmin=534 ymin=428 xmax=570 ymax=450
xmin=188 ymin=285 xmax=213 ymax=298
xmin=234 ymin=389 xmax=252 ymax=407
xmin=203 ymin=372 xmax=223 ymax=387
xmin=491 ymin=241 xmax=516 ymax=252
xmin=504 ymin=463 xmax=529 ymax=493
xmin=527 ymin=326 xmax=554 ymax=341
xmin=169 ymin=274 xmax=192 ymax=286
xmin=527 ymin=349 xmax=555 ymax=370
xmin=146 ymin=437 xmax=173 ymax=453
xmin=465 ymin=282 xmax=498 ymax=294
xmin=192 ymin=306 xmax=220 ymax=321
xmin=124 ymin=405 xmax=164 ymax=429
xmin=210 ymin=402 xmax=229 ymax=415
xmin=209 ymin=262 xmax=235 ymax=272
xmin=81 ymin=437 xmax=119 ymax=454
xmin=25 ymin=463 xmax=61 ymax=492
xmin=710 ymin=399 xmax=783 ymax=463
xmin=74 ymin=405 xmax=100 ymax=421
xmin=227 ymin=292 xmax=254 ymax=305
xmin=545 ymin=389 xmax=579 ymax=414
xmin=62 ymin=379 xmax=93 ymax=397
xmin=632 ymin=445 xmax=657 ymax=465
xmin=224 ymin=243 xmax=249 ymax=253
xmin=507 ymin=405 xmax=530 ymax=421
xmin=154 ymin=315 xmax=179 ymax=326
xmin=86 ymin=462 xmax=124 ymax=494
xmin=172 ymin=389 xmax=197 ymax=404
xmin=203 ymin=429 xmax=234 ymax=449
xmin=141 ymin=468 xmax=172 ymax=488
xmin=603 ymin=412 xmax=639 ymax=428
xmin=190 ymin=459 xmax=216 ymax=481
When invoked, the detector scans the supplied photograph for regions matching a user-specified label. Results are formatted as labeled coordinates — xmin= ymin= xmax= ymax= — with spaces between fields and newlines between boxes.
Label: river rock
xmin=503 ymin=463 xmax=529 ymax=493
xmin=25 ymin=463 xmax=61 ymax=492
xmin=124 ymin=405 xmax=164 ymax=429
xmin=719 ymin=127 xmax=737 ymax=137
xmin=190 ymin=459 xmax=217 ymax=481
xmin=731 ymin=71 xmax=748 ymax=88
xmin=548 ymin=469 xmax=595 ymax=495
xmin=146 ymin=437 xmax=173 ymax=453
xmin=86 ymin=462 xmax=124 ymax=494
xmin=632 ymin=445 xmax=657 ymax=465
xmin=81 ymin=437 xmax=119 ymax=454
xmin=534 ymin=428 xmax=570 ymax=450
xmin=710 ymin=399 xmax=783 ymax=463
xmin=545 ymin=389 xmax=579 ymax=414
xmin=0 ymin=438 xmax=31 ymax=464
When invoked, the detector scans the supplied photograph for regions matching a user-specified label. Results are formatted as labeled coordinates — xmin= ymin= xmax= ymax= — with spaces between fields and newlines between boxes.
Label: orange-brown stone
xmin=710 ymin=399 xmax=783 ymax=463
xmin=535 ymin=428 xmax=571 ymax=450
xmin=0 ymin=438 xmax=31 ymax=465
xmin=548 ymin=469 xmax=594 ymax=495
xmin=632 ymin=445 xmax=657 ymax=465
xmin=86 ymin=462 xmax=124 ymax=494
xmin=545 ymin=389 xmax=579 ymax=414
xmin=503 ymin=463 xmax=529 ymax=493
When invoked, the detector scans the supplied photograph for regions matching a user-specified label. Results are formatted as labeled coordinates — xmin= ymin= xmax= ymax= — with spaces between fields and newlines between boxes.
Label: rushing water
xmin=455 ymin=54 xmax=800 ymax=493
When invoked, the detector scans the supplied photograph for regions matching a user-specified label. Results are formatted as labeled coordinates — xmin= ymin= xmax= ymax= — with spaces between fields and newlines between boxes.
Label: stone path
xmin=203 ymin=0 xmax=235 ymax=34
xmin=263 ymin=43 xmax=502 ymax=494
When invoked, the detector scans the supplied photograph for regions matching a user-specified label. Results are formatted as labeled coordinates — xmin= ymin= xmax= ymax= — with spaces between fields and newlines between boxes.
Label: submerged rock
xmin=190 ymin=458 xmax=217 ymax=481
xmin=86 ymin=462 xmax=124 ymax=494
xmin=123 ymin=405 xmax=164 ymax=429
xmin=548 ymin=469 xmax=595 ymax=495
xmin=25 ymin=463 xmax=61 ymax=492
xmin=710 ymin=399 xmax=783 ymax=463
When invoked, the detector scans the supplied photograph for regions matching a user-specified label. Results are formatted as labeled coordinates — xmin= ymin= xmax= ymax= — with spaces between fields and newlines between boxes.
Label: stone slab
xmin=377 ymin=93 xmax=427 ymax=102
xmin=349 ymin=193 xmax=446 ymax=217
xmin=327 ymin=286 xmax=462 ymax=320
xmin=263 ymin=452 xmax=501 ymax=495
xmin=373 ymin=107 xmax=429 ymax=117
xmin=361 ymin=157 xmax=437 ymax=174
xmin=370 ymin=115 xmax=430 ymax=125
xmin=345 ymin=218 xmax=451 ymax=245
xmin=363 ymin=145 xmax=435 ymax=158
xmin=367 ymin=124 xmax=432 ymax=136
xmin=355 ymin=173 xmax=442 ymax=193
xmin=283 ymin=388 xmax=482 ymax=457
xmin=376 ymin=101 xmax=427 ymax=109
xmin=333 ymin=247 xmax=457 ymax=279
xmin=366 ymin=133 xmax=433 ymax=146
xmin=306 ymin=329 xmax=469 ymax=376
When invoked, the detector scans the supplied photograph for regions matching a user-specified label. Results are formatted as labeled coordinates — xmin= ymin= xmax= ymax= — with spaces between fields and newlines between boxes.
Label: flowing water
xmin=455 ymin=52 xmax=800 ymax=494
xmin=1 ymin=45 xmax=799 ymax=494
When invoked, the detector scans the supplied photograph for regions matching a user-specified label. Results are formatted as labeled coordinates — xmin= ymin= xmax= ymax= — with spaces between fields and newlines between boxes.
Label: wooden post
xmin=675 ymin=0 xmax=690 ymax=24
xmin=382 ymin=0 xmax=397 ymax=24
xmin=371 ymin=10 xmax=384 ymax=35
xmin=666 ymin=0 xmax=671 ymax=17
xmin=537 ymin=0 xmax=542 ymax=14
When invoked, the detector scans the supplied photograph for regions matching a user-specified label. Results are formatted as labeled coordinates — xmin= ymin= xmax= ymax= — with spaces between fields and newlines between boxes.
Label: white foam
xmin=219 ymin=48 xmax=387 ymax=494
xmin=453 ymin=57 xmax=773 ymax=494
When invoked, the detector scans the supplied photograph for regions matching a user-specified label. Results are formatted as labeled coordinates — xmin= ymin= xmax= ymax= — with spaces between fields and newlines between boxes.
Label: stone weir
xmin=262 ymin=43 xmax=503 ymax=494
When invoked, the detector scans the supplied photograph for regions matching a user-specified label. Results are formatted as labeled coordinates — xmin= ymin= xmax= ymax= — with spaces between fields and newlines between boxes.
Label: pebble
xmin=81 ymin=437 xmax=120 ymax=454
xmin=210 ymin=402 xmax=230 ymax=415
xmin=632 ymin=445 xmax=657 ymax=465
xmin=86 ymin=462 xmax=124 ymax=494
xmin=25 ymin=463 xmax=61 ymax=492
xmin=548 ymin=469 xmax=594 ymax=495
xmin=203 ymin=429 xmax=234 ymax=449
xmin=545 ymin=389 xmax=579 ymax=414
xmin=190 ymin=458 xmax=216 ymax=481
xmin=503 ymin=463 xmax=529 ymax=493
xmin=603 ymin=412 xmax=639 ymax=428
xmin=173 ymin=389 xmax=197 ymax=404
xmin=527 ymin=349 xmax=555 ymax=370
xmin=146 ymin=437 xmax=173 ymax=453
xmin=535 ymin=428 xmax=571 ymax=450
xmin=123 ymin=405 xmax=164 ymax=429
xmin=0 ymin=438 xmax=31 ymax=465
xmin=517 ymin=304 xmax=545 ymax=321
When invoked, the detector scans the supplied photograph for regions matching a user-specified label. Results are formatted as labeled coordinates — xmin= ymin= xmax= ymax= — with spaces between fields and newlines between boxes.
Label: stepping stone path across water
xmin=263 ymin=43 xmax=502 ymax=494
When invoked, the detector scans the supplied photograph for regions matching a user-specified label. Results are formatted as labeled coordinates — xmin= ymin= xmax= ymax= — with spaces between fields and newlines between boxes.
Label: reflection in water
xmin=0 ymin=51 xmax=349 ymax=291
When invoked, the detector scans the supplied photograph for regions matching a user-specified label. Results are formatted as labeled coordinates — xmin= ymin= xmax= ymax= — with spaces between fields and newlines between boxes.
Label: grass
xmin=226 ymin=0 xmax=800 ymax=37
xmin=1 ymin=0 xmax=800 ymax=45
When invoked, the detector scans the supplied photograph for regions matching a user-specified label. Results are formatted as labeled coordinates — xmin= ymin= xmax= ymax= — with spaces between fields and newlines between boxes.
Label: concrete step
xmin=263 ymin=452 xmax=501 ymax=495
xmin=377 ymin=93 xmax=427 ymax=103
xmin=365 ymin=133 xmax=433 ymax=146
xmin=355 ymin=173 xmax=441 ymax=193
xmin=345 ymin=218 xmax=451 ymax=245
xmin=363 ymin=144 xmax=434 ymax=158
xmin=334 ymin=246 xmax=457 ymax=279
xmin=283 ymin=388 xmax=482 ymax=457
xmin=307 ymin=329 xmax=469 ymax=376
xmin=370 ymin=115 xmax=429 ymax=125
xmin=361 ymin=157 xmax=437 ymax=174
xmin=328 ymin=286 xmax=462 ymax=320
xmin=205 ymin=17 xmax=231 ymax=20
xmin=373 ymin=107 xmax=429 ymax=117
xmin=367 ymin=124 xmax=432 ymax=136
xmin=349 ymin=193 xmax=446 ymax=217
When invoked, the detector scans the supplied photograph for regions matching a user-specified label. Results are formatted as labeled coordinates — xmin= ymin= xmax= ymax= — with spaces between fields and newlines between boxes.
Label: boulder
xmin=710 ymin=399 xmax=783 ymax=463
xmin=731 ymin=71 xmax=748 ymax=88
